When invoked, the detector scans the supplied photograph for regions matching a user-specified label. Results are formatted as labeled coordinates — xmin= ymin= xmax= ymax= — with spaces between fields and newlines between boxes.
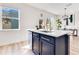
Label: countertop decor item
xmin=39 ymin=19 xmax=43 ymax=29
xmin=35 ymin=25 xmax=39 ymax=30
xmin=56 ymin=19 xmax=62 ymax=30
xmin=46 ymin=18 xmax=51 ymax=31
xmin=38 ymin=13 xmax=44 ymax=29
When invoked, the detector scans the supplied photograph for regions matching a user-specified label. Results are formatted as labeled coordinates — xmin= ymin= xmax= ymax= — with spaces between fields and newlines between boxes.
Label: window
xmin=0 ymin=7 xmax=20 ymax=30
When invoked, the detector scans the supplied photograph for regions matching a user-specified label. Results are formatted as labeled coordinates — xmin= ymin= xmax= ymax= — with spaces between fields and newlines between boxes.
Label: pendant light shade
xmin=63 ymin=8 xmax=68 ymax=20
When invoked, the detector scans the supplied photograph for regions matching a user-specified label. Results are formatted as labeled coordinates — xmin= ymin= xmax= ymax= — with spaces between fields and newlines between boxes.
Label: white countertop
xmin=27 ymin=29 xmax=71 ymax=37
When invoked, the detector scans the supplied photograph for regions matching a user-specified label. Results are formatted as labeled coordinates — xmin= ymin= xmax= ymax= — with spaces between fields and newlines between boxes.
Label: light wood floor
xmin=0 ymin=36 xmax=79 ymax=55
xmin=70 ymin=36 xmax=79 ymax=55
xmin=0 ymin=41 xmax=34 ymax=55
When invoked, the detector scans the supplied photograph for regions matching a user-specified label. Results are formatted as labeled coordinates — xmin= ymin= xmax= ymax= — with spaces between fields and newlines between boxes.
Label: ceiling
xmin=28 ymin=3 xmax=79 ymax=15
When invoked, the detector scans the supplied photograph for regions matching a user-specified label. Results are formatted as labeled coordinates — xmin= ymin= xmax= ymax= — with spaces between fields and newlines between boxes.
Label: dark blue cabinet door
xmin=32 ymin=32 xmax=69 ymax=55
xmin=32 ymin=32 xmax=40 ymax=55
xmin=40 ymin=40 xmax=54 ymax=55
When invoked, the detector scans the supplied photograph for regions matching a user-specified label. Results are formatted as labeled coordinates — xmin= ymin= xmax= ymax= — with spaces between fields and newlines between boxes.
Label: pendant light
xmin=63 ymin=8 xmax=68 ymax=20
xmin=63 ymin=3 xmax=72 ymax=20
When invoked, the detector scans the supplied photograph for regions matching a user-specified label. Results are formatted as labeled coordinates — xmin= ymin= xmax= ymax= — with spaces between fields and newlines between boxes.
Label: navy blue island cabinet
xmin=32 ymin=32 xmax=69 ymax=55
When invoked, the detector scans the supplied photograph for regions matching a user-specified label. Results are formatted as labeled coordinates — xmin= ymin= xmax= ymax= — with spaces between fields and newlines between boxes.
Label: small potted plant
xmin=56 ymin=19 xmax=62 ymax=30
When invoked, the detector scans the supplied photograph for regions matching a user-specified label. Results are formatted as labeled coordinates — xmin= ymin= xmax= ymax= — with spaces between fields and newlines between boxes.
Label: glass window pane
xmin=11 ymin=19 xmax=19 ymax=29
xmin=2 ymin=8 xmax=18 ymax=18
xmin=2 ymin=18 xmax=11 ymax=29
xmin=2 ymin=7 xmax=19 ymax=29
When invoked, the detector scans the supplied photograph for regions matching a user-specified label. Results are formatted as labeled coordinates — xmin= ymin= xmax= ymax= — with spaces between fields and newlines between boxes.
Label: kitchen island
xmin=28 ymin=29 xmax=70 ymax=55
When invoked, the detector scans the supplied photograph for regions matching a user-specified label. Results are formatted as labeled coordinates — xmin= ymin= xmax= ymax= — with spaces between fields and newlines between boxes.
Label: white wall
xmin=0 ymin=3 xmax=57 ymax=46
xmin=59 ymin=12 xmax=79 ymax=36
xmin=74 ymin=11 xmax=79 ymax=36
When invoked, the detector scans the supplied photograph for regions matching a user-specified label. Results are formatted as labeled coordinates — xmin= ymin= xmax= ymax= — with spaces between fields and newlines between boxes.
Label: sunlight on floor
xmin=0 ymin=41 xmax=34 ymax=55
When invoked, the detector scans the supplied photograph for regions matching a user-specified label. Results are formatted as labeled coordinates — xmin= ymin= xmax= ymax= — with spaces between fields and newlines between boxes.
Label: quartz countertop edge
xmin=27 ymin=29 xmax=69 ymax=37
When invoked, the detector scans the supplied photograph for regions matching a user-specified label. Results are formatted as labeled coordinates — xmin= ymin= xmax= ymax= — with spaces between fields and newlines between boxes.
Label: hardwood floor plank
xmin=0 ymin=41 xmax=34 ymax=55
xmin=70 ymin=36 xmax=79 ymax=55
